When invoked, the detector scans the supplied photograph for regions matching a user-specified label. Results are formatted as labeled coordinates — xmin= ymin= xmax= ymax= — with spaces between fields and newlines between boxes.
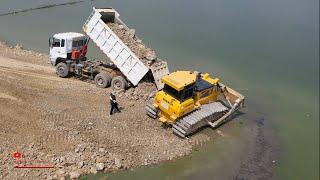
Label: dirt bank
xmin=0 ymin=42 xmax=212 ymax=179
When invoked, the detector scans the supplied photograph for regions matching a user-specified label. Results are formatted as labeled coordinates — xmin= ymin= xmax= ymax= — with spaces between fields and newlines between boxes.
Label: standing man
xmin=109 ymin=92 xmax=121 ymax=116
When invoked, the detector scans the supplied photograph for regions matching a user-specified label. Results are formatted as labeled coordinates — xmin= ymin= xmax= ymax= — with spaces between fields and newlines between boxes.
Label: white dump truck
xmin=49 ymin=7 xmax=169 ymax=90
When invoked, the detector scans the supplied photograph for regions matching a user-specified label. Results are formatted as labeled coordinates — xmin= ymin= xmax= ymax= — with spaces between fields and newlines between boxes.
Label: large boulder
xmin=96 ymin=163 xmax=105 ymax=171
xmin=146 ymin=50 xmax=157 ymax=61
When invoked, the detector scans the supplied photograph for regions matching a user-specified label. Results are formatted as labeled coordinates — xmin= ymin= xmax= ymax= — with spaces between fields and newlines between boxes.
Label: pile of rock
xmin=116 ymin=81 xmax=156 ymax=101
xmin=108 ymin=23 xmax=157 ymax=65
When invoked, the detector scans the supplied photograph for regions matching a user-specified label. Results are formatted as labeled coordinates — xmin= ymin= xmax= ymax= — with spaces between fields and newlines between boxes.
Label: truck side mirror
xmin=85 ymin=37 xmax=90 ymax=45
xmin=49 ymin=37 xmax=53 ymax=48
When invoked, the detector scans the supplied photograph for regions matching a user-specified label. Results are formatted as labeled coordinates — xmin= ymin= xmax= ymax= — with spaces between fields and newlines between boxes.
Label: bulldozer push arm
xmin=207 ymin=83 xmax=245 ymax=129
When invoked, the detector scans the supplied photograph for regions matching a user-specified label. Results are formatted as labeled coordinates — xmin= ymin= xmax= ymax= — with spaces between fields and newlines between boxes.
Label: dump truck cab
xmin=48 ymin=31 xmax=130 ymax=90
xmin=49 ymin=32 xmax=88 ymax=66
xmin=152 ymin=71 xmax=220 ymax=124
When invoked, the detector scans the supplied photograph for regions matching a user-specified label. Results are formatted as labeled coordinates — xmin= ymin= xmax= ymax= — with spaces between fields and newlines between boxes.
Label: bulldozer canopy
xmin=161 ymin=71 xmax=196 ymax=91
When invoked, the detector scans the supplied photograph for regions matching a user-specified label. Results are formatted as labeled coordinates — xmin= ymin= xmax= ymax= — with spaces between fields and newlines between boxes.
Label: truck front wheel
xmin=56 ymin=62 xmax=69 ymax=78
xmin=111 ymin=76 xmax=128 ymax=90
xmin=95 ymin=72 xmax=112 ymax=88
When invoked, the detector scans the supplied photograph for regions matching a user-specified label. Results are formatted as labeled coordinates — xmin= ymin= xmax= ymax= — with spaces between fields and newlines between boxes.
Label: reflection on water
xmin=0 ymin=0 xmax=318 ymax=179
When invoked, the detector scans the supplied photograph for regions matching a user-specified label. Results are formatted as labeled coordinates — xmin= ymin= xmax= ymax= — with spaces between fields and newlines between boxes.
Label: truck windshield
xmin=72 ymin=39 xmax=84 ymax=47
xmin=52 ymin=38 xmax=61 ymax=47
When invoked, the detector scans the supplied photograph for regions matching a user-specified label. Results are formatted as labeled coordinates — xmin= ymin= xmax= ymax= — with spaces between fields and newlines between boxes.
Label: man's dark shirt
xmin=110 ymin=94 xmax=117 ymax=105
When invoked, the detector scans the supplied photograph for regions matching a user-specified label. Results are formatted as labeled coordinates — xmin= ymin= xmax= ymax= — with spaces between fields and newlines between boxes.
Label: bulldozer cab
xmin=161 ymin=71 xmax=219 ymax=104
xmin=160 ymin=71 xmax=197 ymax=103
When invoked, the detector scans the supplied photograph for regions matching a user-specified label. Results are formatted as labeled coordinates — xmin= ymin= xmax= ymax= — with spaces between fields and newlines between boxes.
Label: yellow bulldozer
xmin=146 ymin=71 xmax=245 ymax=138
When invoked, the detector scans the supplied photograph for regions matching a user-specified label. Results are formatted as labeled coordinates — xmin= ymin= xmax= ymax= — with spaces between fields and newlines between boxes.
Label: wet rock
xmin=78 ymin=161 xmax=85 ymax=168
xmin=69 ymin=171 xmax=80 ymax=179
xmin=14 ymin=44 xmax=23 ymax=50
xmin=90 ymin=167 xmax=98 ymax=174
xmin=98 ymin=147 xmax=105 ymax=153
xmin=46 ymin=175 xmax=54 ymax=180
xmin=128 ymin=29 xmax=136 ymax=38
xmin=76 ymin=152 xmax=82 ymax=158
xmin=59 ymin=156 xmax=65 ymax=163
xmin=79 ymin=146 xmax=86 ymax=152
xmin=96 ymin=163 xmax=105 ymax=171
xmin=53 ymin=157 xmax=65 ymax=164
xmin=114 ymin=157 xmax=122 ymax=168
xmin=138 ymin=44 xmax=145 ymax=49
xmin=56 ymin=169 xmax=65 ymax=176
xmin=144 ymin=159 xmax=148 ymax=165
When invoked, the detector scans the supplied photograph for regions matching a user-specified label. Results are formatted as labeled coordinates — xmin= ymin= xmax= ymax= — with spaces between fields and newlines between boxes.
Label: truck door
xmin=49 ymin=38 xmax=67 ymax=65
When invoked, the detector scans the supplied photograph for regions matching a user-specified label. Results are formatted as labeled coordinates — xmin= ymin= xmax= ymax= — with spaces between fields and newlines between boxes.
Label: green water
xmin=0 ymin=0 xmax=318 ymax=179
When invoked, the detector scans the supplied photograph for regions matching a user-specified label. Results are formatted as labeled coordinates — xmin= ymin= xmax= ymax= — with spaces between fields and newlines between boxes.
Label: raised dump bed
xmin=83 ymin=7 xmax=169 ymax=89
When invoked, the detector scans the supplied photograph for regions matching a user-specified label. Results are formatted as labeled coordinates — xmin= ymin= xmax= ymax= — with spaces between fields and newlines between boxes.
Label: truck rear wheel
xmin=56 ymin=62 xmax=69 ymax=78
xmin=95 ymin=72 xmax=112 ymax=88
xmin=111 ymin=76 xmax=128 ymax=90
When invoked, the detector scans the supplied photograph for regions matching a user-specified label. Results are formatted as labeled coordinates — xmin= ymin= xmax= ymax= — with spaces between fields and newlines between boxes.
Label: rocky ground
xmin=0 ymin=42 xmax=212 ymax=179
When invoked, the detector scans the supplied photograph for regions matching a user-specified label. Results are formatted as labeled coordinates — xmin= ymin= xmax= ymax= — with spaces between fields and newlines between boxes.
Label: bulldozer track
xmin=145 ymin=101 xmax=159 ymax=119
xmin=39 ymin=106 xmax=107 ymax=132
xmin=42 ymin=107 xmax=106 ymax=122
xmin=172 ymin=102 xmax=228 ymax=138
